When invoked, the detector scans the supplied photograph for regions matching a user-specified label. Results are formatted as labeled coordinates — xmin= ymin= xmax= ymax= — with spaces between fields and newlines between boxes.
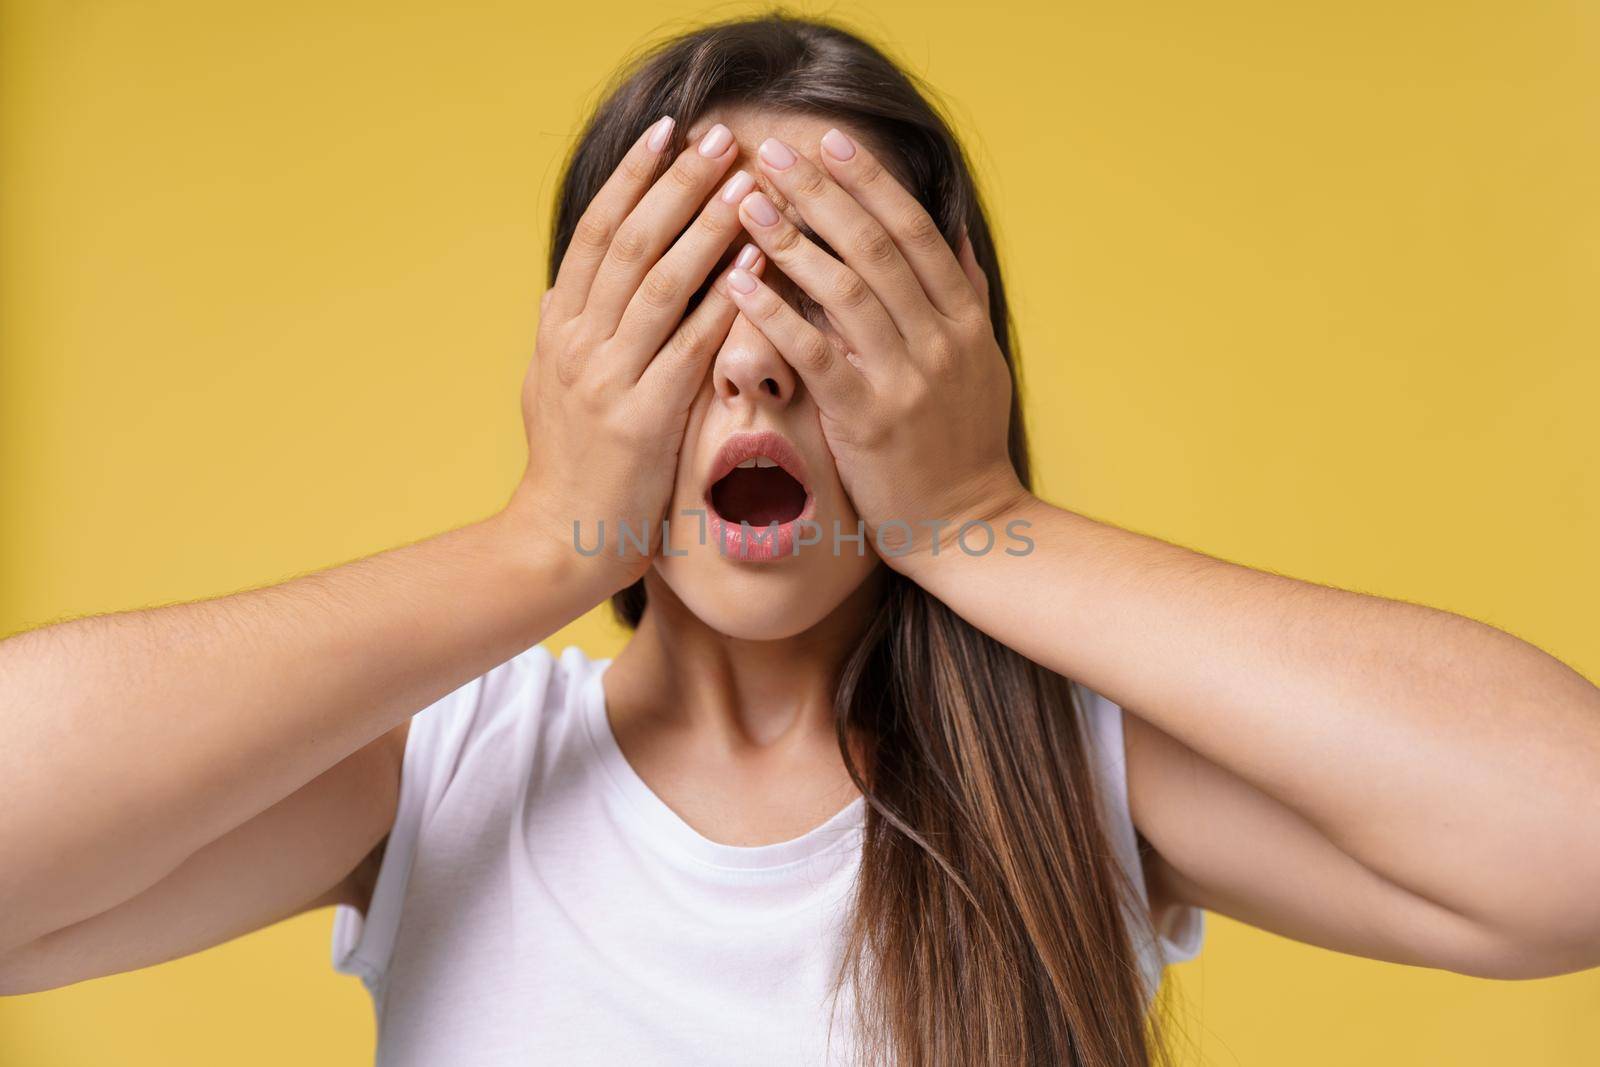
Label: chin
xmin=651 ymin=545 xmax=880 ymax=642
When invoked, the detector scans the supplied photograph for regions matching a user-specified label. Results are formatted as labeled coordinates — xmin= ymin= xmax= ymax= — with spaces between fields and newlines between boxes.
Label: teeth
xmin=735 ymin=456 xmax=780 ymax=469
xmin=736 ymin=458 xmax=757 ymax=468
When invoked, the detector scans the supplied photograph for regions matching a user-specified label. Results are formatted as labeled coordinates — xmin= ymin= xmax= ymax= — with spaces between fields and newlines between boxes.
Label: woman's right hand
xmin=508 ymin=116 xmax=764 ymax=595
xmin=0 ymin=114 xmax=767 ymax=986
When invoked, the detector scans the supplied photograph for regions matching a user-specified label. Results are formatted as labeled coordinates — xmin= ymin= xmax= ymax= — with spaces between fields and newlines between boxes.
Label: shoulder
xmin=330 ymin=642 xmax=608 ymax=989
xmin=371 ymin=639 xmax=608 ymax=844
xmin=411 ymin=643 xmax=600 ymax=759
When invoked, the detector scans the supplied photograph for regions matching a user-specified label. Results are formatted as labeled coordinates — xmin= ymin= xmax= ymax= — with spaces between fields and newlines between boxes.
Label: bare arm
xmin=0 ymin=504 xmax=610 ymax=957
xmin=0 ymin=111 xmax=760 ymax=973
xmin=903 ymin=499 xmax=1600 ymax=978
xmin=0 ymin=722 xmax=406 ymax=994
xmin=719 ymin=128 xmax=1600 ymax=979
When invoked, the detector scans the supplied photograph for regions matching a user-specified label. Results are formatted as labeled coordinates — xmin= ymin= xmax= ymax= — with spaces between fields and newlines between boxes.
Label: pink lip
xmin=703 ymin=430 xmax=816 ymax=563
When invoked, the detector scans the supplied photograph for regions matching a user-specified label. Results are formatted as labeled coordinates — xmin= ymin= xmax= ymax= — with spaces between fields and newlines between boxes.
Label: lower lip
xmin=706 ymin=499 xmax=817 ymax=563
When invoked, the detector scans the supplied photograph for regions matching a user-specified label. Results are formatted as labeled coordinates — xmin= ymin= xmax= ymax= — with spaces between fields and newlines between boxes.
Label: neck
xmin=606 ymin=568 xmax=885 ymax=752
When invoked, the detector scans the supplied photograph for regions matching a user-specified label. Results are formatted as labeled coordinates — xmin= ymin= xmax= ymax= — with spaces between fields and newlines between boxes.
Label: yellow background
xmin=2 ymin=0 xmax=1596 ymax=1062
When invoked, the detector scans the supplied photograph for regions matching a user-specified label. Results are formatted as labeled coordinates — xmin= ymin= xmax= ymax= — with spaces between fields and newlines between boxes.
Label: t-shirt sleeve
xmin=1075 ymin=682 xmax=1206 ymax=983
xmin=330 ymin=642 xmax=563 ymax=995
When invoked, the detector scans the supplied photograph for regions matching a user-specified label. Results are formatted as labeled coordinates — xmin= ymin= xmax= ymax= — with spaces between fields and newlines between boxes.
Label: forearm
xmin=0 ymin=493 xmax=610 ymax=951
xmin=903 ymin=496 xmax=1600 ymax=949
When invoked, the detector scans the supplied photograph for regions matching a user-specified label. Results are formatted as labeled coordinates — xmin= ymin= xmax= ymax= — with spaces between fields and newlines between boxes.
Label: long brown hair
xmin=548 ymin=12 xmax=1174 ymax=1064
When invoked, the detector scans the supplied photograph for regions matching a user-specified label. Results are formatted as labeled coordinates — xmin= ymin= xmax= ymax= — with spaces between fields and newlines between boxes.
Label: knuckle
xmin=555 ymin=350 xmax=584 ymax=386
xmin=573 ymin=214 xmax=613 ymax=253
xmin=756 ymin=293 xmax=787 ymax=324
xmin=850 ymin=223 xmax=897 ymax=265
xmin=792 ymin=166 xmax=828 ymax=200
xmin=769 ymin=224 xmax=805 ymax=256
xmin=958 ymin=307 xmax=994 ymax=343
xmin=609 ymin=224 xmax=651 ymax=265
xmin=665 ymin=161 xmax=702 ymax=194
xmin=854 ymin=156 xmax=887 ymax=189
xmin=831 ymin=271 xmax=871 ymax=310
xmin=901 ymin=209 xmax=943 ymax=251
xmin=688 ymin=213 xmax=735 ymax=255
xmin=670 ymin=313 xmax=711 ymax=358
xmin=579 ymin=374 xmax=613 ymax=408
xmin=620 ymin=153 xmax=657 ymax=186
xmin=637 ymin=268 xmax=680 ymax=311
xmin=924 ymin=333 xmax=957 ymax=372
xmin=799 ymin=333 xmax=834 ymax=372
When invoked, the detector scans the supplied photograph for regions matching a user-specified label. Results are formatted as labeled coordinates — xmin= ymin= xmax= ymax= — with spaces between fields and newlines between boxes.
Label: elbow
xmin=0 ymin=923 xmax=92 ymax=997
xmin=1452 ymin=944 xmax=1600 ymax=982
xmin=1444 ymin=838 xmax=1600 ymax=980
xmin=1443 ymin=913 xmax=1600 ymax=981
xmin=0 ymin=940 xmax=57 ymax=998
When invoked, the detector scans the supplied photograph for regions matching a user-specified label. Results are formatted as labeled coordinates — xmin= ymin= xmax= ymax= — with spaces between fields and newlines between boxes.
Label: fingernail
xmin=734 ymin=242 xmax=760 ymax=270
xmin=728 ymin=268 xmax=758 ymax=294
xmin=646 ymin=115 xmax=674 ymax=153
xmin=742 ymin=191 xmax=780 ymax=227
xmin=719 ymin=170 xmax=755 ymax=204
xmin=758 ymin=138 xmax=797 ymax=169
xmin=820 ymin=128 xmax=855 ymax=161
xmin=698 ymin=123 xmax=733 ymax=157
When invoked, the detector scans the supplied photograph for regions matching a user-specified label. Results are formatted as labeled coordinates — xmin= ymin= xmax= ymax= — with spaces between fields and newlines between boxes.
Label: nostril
xmin=760 ymin=378 xmax=779 ymax=397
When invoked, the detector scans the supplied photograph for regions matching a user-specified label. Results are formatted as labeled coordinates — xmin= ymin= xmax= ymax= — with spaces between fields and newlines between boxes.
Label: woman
xmin=1 ymin=12 xmax=1597 ymax=1066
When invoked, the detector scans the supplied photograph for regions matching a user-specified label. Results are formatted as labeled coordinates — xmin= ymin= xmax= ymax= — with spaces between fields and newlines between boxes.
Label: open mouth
xmin=703 ymin=431 xmax=814 ymax=561
xmin=710 ymin=459 xmax=808 ymax=527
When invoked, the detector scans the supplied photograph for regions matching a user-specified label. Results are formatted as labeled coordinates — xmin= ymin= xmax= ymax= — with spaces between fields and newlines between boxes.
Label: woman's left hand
xmin=724 ymin=128 xmax=1029 ymax=567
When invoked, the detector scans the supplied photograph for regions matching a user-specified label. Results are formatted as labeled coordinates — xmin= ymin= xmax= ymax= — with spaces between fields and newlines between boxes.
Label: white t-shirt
xmin=331 ymin=643 xmax=1204 ymax=1065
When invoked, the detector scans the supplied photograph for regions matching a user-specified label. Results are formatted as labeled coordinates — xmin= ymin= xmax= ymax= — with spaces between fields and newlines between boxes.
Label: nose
xmin=711 ymin=312 xmax=798 ymax=408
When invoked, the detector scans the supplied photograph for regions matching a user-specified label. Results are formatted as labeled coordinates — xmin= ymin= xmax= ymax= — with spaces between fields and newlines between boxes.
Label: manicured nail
xmin=742 ymin=191 xmax=780 ymax=227
xmin=758 ymin=138 xmax=797 ymax=169
xmin=820 ymin=128 xmax=855 ymax=161
xmin=734 ymin=242 xmax=760 ymax=270
xmin=728 ymin=268 xmax=758 ymax=294
xmin=698 ymin=123 xmax=733 ymax=157
xmin=719 ymin=170 xmax=755 ymax=204
xmin=646 ymin=115 xmax=675 ymax=153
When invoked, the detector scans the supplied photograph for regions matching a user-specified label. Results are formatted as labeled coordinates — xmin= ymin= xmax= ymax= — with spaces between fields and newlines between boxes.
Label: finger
xmin=547 ymin=115 xmax=676 ymax=322
xmin=583 ymin=122 xmax=739 ymax=335
xmin=736 ymin=188 xmax=901 ymax=362
xmin=956 ymin=225 xmax=991 ymax=318
xmin=612 ymin=167 xmax=757 ymax=366
xmin=816 ymin=127 xmax=980 ymax=321
xmin=723 ymin=263 xmax=869 ymax=415
xmin=753 ymin=136 xmax=930 ymax=338
xmin=642 ymin=245 xmax=768 ymax=400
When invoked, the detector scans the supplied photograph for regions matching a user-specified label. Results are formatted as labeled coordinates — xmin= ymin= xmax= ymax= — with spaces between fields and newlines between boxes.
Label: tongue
xmin=711 ymin=467 xmax=807 ymax=526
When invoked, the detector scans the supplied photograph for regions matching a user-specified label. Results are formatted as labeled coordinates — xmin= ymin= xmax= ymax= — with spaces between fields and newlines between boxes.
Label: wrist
xmin=492 ymin=483 xmax=644 ymax=608
xmin=883 ymin=477 xmax=1040 ymax=581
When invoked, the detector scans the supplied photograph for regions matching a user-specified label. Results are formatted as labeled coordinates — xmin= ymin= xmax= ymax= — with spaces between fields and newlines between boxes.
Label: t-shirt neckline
xmin=579 ymin=659 xmax=867 ymax=873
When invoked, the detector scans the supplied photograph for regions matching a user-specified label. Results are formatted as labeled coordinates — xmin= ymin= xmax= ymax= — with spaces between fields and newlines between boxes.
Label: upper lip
xmin=704 ymin=430 xmax=813 ymax=505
